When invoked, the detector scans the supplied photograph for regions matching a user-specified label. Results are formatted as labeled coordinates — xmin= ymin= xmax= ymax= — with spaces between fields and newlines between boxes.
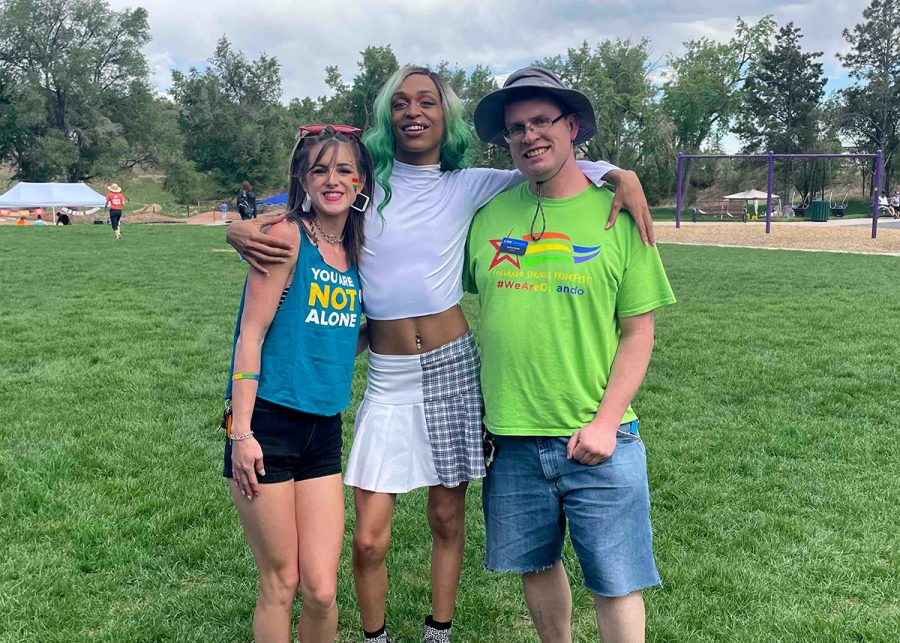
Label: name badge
xmin=499 ymin=237 xmax=528 ymax=256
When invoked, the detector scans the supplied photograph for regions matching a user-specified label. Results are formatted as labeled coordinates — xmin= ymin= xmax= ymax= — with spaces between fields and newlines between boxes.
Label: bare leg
xmin=230 ymin=480 xmax=299 ymax=643
xmin=426 ymin=483 xmax=467 ymax=622
xmin=294 ymin=474 xmax=344 ymax=643
xmin=352 ymin=488 xmax=396 ymax=633
xmin=594 ymin=591 xmax=645 ymax=643
xmin=522 ymin=560 xmax=572 ymax=643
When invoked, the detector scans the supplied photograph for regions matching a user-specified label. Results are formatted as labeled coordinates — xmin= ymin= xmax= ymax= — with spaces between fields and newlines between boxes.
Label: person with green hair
xmin=228 ymin=65 xmax=656 ymax=643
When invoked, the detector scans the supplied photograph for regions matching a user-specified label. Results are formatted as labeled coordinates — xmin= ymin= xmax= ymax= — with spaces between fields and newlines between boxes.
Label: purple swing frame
xmin=675 ymin=150 xmax=884 ymax=238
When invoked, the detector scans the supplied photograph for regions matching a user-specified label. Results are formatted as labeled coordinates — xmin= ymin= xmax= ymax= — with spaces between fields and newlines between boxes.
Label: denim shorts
xmin=223 ymin=397 xmax=342 ymax=484
xmin=482 ymin=424 xmax=661 ymax=597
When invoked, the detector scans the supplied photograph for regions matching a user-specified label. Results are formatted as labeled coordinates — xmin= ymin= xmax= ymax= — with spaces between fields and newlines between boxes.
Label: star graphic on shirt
xmin=488 ymin=239 xmax=521 ymax=270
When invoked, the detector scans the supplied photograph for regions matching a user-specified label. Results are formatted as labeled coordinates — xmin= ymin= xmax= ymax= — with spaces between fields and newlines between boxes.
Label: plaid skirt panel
xmin=420 ymin=331 xmax=486 ymax=487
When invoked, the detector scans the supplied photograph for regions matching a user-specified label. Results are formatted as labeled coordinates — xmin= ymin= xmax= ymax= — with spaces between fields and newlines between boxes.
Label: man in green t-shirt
xmin=465 ymin=67 xmax=676 ymax=642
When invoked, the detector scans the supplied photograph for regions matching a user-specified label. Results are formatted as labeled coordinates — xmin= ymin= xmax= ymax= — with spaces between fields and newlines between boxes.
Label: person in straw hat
xmin=465 ymin=66 xmax=676 ymax=642
xmin=105 ymin=183 xmax=126 ymax=239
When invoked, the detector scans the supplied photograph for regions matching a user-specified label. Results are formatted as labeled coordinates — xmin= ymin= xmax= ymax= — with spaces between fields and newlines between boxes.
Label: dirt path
xmin=655 ymin=221 xmax=900 ymax=256
xmin=183 ymin=209 xmax=285 ymax=225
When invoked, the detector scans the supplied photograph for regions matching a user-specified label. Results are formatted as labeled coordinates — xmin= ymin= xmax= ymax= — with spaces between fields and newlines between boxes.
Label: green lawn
xmin=1 ymin=225 xmax=898 ymax=642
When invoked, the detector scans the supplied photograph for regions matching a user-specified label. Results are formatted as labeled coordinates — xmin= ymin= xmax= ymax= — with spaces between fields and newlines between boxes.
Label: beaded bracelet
xmin=230 ymin=430 xmax=255 ymax=442
xmin=231 ymin=372 xmax=259 ymax=382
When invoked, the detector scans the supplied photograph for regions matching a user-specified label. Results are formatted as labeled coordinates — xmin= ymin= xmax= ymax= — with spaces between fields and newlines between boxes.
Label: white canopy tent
xmin=723 ymin=189 xmax=781 ymax=216
xmin=0 ymin=182 xmax=106 ymax=223
xmin=0 ymin=182 xmax=107 ymax=207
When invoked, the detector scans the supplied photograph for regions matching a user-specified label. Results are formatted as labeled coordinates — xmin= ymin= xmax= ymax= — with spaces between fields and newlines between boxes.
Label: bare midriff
xmin=367 ymin=304 xmax=470 ymax=355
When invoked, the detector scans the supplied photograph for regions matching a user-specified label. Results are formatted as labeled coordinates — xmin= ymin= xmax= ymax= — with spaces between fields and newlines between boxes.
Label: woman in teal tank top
xmin=224 ymin=125 xmax=374 ymax=643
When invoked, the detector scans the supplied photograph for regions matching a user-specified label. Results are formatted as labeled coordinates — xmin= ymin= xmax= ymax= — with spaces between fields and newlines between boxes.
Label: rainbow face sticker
xmin=351 ymin=177 xmax=359 ymax=193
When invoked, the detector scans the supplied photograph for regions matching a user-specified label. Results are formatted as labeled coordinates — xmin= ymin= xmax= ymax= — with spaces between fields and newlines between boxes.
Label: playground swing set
xmin=675 ymin=150 xmax=885 ymax=238
xmin=789 ymin=188 xmax=848 ymax=218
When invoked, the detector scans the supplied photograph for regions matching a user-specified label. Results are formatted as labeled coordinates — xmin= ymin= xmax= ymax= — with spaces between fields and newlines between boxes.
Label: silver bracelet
xmin=230 ymin=430 xmax=255 ymax=442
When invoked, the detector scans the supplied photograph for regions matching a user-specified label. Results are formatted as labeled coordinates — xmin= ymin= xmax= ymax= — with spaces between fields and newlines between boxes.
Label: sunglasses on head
xmin=297 ymin=124 xmax=361 ymax=137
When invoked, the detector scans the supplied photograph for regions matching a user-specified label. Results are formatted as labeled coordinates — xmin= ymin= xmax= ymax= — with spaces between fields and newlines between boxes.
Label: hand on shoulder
xmin=249 ymin=219 xmax=299 ymax=277
xmin=263 ymin=218 xmax=300 ymax=245
xmin=227 ymin=212 xmax=293 ymax=274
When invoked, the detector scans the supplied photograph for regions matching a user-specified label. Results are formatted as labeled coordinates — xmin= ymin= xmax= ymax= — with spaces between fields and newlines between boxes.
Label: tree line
xmin=2 ymin=0 xmax=899 ymax=206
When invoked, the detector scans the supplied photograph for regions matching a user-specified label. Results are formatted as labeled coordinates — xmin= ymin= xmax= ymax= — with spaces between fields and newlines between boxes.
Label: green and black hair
xmin=363 ymin=66 xmax=474 ymax=216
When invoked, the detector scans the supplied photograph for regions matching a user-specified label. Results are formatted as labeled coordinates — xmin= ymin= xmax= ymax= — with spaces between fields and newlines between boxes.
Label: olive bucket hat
xmin=473 ymin=66 xmax=597 ymax=149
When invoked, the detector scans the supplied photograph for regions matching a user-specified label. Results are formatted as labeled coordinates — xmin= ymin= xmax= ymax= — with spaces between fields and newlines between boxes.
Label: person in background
xmin=16 ymin=215 xmax=26 ymax=225
xmin=33 ymin=214 xmax=48 ymax=226
xmin=238 ymin=181 xmax=258 ymax=220
xmin=56 ymin=212 xmax=71 ymax=226
xmin=105 ymin=183 xmax=125 ymax=239
xmin=878 ymin=193 xmax=893 ymax=218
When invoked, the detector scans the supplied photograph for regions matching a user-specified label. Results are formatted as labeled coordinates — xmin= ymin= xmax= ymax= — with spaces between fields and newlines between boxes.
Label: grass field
xmin=1 ymin=224 xmax=899 ymax=642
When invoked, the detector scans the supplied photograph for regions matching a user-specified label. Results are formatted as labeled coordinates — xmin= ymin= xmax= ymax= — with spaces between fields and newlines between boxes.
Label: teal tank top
xmin=226 ymin=226 xmax=361 ymax=415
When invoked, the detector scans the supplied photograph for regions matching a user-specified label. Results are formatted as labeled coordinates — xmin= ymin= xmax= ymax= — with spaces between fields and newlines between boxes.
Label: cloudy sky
xmin=109 ymin=0 xmax=870 ymax=101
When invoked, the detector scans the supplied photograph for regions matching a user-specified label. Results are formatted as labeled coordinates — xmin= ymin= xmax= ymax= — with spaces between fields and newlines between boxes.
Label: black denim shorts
xmin=223 ymin=397 xmax=342 ymax=483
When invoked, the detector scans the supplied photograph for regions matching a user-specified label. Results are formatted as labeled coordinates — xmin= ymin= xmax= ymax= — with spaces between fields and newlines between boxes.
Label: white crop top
xmin=359 ymin=159 xmax=616 ymax=320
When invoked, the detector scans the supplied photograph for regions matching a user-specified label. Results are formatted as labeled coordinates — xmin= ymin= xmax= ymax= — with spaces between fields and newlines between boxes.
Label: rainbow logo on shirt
xmin=489 ymin=232 xmax=601 ymax=270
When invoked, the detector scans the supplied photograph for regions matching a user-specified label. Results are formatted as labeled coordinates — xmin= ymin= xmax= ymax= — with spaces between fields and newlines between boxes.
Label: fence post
xmin=675 ymin=152 xmax=683 ymax=229
xmin=766 ymin=151 xmax=774 ymax=234
xmin=872 ymin=150 xmax=883 ymax=239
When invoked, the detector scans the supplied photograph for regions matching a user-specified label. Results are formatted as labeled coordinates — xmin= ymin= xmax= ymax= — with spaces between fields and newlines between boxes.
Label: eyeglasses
xmin=297 ymin=124 xmax=361 ymax=137
xmin=502 ymin=113 xmax=569 ymax=143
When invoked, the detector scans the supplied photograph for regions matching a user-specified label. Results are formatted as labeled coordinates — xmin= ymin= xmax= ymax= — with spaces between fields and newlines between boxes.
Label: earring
xmin=301 ymin=193 xmax=311 ymax=212
xmin=351 ymin=192 xmax=370 ymax=212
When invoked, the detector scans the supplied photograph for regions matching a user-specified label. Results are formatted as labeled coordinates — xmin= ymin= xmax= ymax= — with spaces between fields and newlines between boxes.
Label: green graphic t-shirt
xmin=464 ymin=182 xmax=676 ymax=437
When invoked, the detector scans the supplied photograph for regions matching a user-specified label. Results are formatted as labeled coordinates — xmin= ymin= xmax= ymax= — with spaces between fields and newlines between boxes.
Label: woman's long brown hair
xmin=285 ymin=127 xmax=374 ymax=266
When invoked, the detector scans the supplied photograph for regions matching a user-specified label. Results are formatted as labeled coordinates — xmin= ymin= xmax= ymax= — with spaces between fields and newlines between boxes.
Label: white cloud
xmin=109 ymin=0 xmax=870 ymax=100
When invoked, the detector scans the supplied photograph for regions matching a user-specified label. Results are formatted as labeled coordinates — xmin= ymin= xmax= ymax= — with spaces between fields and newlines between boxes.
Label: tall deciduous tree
xmin=0 ymin=0 xmax=152 ymax=181
xmin=0 ymin=71 xmax=22 ymax=165
xmin=347 ymin=46 xmax=398 ymax=130
xmin=460 ymin=65 xmax=508 ymax=169
xmin=838 ymin=0 xmax=900 ymax=192
xmin=171 ymin=37 xmax=288 ymax=193
xmin=662 ymin=17 xmax=774 ymax=203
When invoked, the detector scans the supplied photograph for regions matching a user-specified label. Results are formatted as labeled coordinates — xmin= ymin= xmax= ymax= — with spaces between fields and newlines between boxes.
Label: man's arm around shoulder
xmin=226 ymin=213 xmax=292 ymax=274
